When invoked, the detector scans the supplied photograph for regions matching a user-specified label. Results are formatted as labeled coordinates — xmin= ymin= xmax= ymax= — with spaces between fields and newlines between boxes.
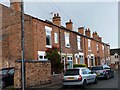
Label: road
xmin=45 ymin=70 xmax=118 ymax=90
xmin=4 ymin=70 xmax=119 ymax=90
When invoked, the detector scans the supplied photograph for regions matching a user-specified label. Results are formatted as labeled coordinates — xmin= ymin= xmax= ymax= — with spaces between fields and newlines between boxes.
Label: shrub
xmin=45 ymin=46 xmax=63 ymax=74
xmin=73 ymin=64 xmax=87 ymax=68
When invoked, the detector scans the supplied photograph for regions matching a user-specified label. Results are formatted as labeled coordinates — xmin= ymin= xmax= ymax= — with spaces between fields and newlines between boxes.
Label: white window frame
xmin=96 ymin=44 xmax=99 ymax=51
xmin=102 ymin=45 xmax=104 ymax=53
xmin=79 ymin=52 xmax=84 ymax=64
xmin=38 ymin=51 xmax=48 ymax=60
xmin=54 ymin=33 xmax=58 ymax=43
xmin=67 ymin=56 xmax=73 ymax=69
xmin=107 ymin=46 xmax=110 ymax=55
xmin=64 ymin=32 xmax=70 ymax=48
xmin=45 ymin=26 xmax=52 ymax=48
xmin=77 ymin=36 xmax=81 ymax=50
xmin=88 ymin=39 xmax=91 ymax=51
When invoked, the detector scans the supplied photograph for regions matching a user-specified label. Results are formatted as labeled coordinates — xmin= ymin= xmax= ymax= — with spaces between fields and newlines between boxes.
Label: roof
xmin=1 ymin=4 xmax=109 ymax=46
xmin=110 ymin=48 xmax=120 ymax=55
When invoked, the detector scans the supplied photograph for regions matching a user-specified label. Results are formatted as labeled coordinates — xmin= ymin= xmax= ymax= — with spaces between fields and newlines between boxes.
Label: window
xmin=96 ymin=44 xmax=99 ymax=52
xmin=91 ymin=56 xmax=94 ymax=66
xmin=38 ymin=51 xmax=48 ymax=60
xmin=102 ymin=45 xmax=104 ymax=53
xmin=65 ymin=32 xmax=70 ymax=48
xmin=8 ymin=69 xmax=15 ymax=75
xmin=79 ymin=55 xmax=84 ymax=64
xmin=115 ymin=55 xmax=118 ymax=58
xmin=67 ymin=56 xmax=73 ymax=69
xmin=107 ymin=46 xmax=110 ymax=54
xmin=64 ymin=69 xmax=79 ymax=76
xmin=82 ymin=69 xmax=87 ymax=74
xmin=77 ymin=36 xmax=81 ymax=50
xmin=45 ymin=26 xmax=52 ymax=48
xmin=86 ymin=69 xmax=91 ymax=74
xmin=54 ymin=33 xmax=58 ymax=43
xmin=88 ymin=39 xmax=91 ymax=51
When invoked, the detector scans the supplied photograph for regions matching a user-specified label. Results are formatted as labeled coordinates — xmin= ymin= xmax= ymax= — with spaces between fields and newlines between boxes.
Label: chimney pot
xmin=85 ymin=28 xmax=91 ymax=37
xmin=57 ymin=13 xmax=59 ymax=17
xmin=54 ymin=14 xmax=56 ymax=17
xmin=52 ymin=13 xmax=61 ymax=26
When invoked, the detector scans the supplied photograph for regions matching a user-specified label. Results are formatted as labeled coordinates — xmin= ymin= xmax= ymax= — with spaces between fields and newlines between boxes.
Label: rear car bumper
xmin=97 ymin=74 xmax=108 ymax=78
xmin=62 ymin=80 xmax=83 ymax=85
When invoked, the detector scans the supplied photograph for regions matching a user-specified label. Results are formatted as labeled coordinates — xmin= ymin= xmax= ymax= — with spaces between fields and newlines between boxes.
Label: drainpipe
xmin=21 ymin=1 xmax=25 ymax=90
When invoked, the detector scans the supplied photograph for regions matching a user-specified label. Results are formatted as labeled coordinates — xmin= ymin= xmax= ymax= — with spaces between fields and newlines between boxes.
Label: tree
xmin=46 ymin=46 xmax=63 ymax=74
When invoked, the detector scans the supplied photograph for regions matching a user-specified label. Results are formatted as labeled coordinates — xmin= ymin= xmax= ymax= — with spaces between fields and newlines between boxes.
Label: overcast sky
xmin=0 ymin=0 xmax=119 ymax=49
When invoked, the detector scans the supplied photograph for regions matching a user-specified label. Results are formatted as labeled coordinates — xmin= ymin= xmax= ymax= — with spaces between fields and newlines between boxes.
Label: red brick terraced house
xmin=0 ymin=1 xmax=110 ymax=69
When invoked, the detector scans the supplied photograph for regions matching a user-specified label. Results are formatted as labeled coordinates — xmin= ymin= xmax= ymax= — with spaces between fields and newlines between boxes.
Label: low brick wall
xmin=14 ymin=60 xmax=51 ymax=88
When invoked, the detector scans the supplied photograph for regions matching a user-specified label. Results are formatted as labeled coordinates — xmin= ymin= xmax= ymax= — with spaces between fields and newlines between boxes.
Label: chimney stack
xmin=78 ymin=27 xmax=84 ymax=35
xmin=10 ymin=0 xmax=21 ymax=11
xmin=98 ymin=36 xmax=102 ymax=42
xmin=85 ymin=28 xmax=91 ymax=37
xmin=92 ymin=31 xmax=98 ymax=40
xmin=66 ymin=19 xmax=73 ymax=30
xmin=52 ymin=13 xmax=61 ymax=26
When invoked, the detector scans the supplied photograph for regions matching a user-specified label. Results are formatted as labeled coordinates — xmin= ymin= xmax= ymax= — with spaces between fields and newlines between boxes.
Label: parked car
xmin=0 ymin=67 xmax=15 ymax=88
xmin=62 ymin=67 xmax=97 ymax=88
xmin=91 ymin=65 xmax=114 ymax=79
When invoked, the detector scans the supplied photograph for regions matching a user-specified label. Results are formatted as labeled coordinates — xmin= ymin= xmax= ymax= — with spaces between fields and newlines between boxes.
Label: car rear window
xmin=91 ymin=66 xmax=103 ymax=70
xmin=64 ymin=69 xmax=79 ymax=76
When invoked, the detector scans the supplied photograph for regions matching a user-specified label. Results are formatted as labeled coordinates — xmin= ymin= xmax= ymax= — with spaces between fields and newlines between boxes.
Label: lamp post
xmin=21 ymin=0 xmax=25 ymax=90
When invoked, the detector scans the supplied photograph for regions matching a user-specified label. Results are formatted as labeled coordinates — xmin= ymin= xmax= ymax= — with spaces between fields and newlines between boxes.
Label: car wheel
xmin=94 ymin=77 xmax=98 ymax=84
xmin=106 ymin=74 xmax=110 ymax=79
xmin=82 ymin=80 xmax=87 ymax=88
xmin=2 ymin=80 xmax=5 ymax=88
xmin=112 ymin=74 xmax=114 ymax=78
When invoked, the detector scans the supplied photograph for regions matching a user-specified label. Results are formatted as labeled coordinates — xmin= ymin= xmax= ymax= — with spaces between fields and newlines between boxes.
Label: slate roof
xmin=110 ymin=48 xmax=120 ymax=55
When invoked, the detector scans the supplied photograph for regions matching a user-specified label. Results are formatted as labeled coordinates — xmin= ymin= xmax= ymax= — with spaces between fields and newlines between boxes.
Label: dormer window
xmin=114 ymin=53 xmax=118 ymax=58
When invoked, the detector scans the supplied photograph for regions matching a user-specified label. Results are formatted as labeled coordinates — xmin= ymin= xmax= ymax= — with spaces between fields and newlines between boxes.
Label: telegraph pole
xmin=21 ymin=0 xmax=25 ymax=90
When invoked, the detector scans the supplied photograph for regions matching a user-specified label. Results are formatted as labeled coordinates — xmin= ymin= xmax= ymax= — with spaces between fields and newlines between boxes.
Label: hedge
xmin=73 ymin=64 xmax=87 ymax=68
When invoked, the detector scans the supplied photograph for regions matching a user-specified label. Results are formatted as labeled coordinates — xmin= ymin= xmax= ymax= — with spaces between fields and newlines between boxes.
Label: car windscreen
xmin=1 ymin=70 xmax=8 ymax=75
xmin=64 ymin=69 xmax=79 ymax=76
xmin=91 ymin=66 xmax=103 ymax=70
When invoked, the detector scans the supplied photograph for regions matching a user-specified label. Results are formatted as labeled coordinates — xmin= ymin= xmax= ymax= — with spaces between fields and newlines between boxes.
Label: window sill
xmin=65 ymin=46 xmax=70 ymax=48
xmin=45 ymin=45 xmax=52 ymax=48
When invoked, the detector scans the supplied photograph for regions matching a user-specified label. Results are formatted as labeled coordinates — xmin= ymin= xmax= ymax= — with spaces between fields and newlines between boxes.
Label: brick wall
xmin=0 ymin=5 xmax=2 ymax=68
xmin=2 ymin=5 xmax=34 ymax=68
xmin=14 ymin=60 xmax=51 ymax=88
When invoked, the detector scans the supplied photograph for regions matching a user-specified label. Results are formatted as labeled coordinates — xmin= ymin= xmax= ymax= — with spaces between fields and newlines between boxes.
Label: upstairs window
xmin=88 ymin=39 xmax=91 ymax=51
xmin=107 ymin=46 xmax=110 ymax=54
xmin=54 ymin=33 xmax=58 ymax=43
xmin=45 ymin=26 xmax=52 ymax=48
xmin=96 ymin=44 xmax=99 ymax=52
xmin=102 ymin=45 xmax=104 ymax=53
xmin=65 ymin=32 xmax=70 ymax=48
xmin=77 ymin=36 xmax=81 ymax=50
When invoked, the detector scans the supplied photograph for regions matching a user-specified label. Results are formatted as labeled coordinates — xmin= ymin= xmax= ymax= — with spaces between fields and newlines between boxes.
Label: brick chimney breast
xmin=92 ymin=31 xmax=98 ymax=40
xmin=66 ymin=19 xmax=73 ymax=30
xmin=10 ymin=0 xmax=21 ymax=11
xmin=98 ymin=36 xmax=102 ymax=42
xmin=52 ymin=13 xmax=61 ymax=26
xmin=78 ymin=27 xmax=84 ymax=35
xmin=85 ymin=28 xmax=91 ymax=37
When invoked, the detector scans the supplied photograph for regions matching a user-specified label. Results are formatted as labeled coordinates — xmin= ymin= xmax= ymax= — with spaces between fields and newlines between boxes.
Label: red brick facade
xmin=0 ymin=2 xmax=110 ymax=69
